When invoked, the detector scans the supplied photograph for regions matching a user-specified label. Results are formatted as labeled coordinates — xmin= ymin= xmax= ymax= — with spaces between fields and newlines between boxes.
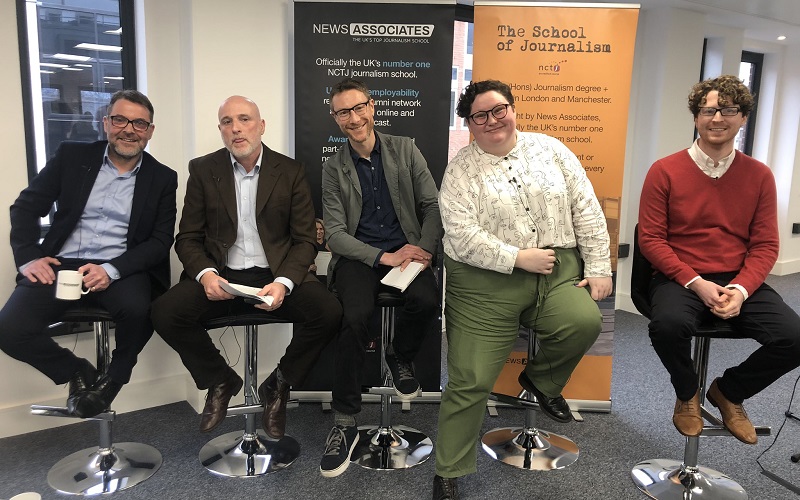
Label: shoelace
xmin=678 ymin=398 xmax=697 ymax=412
xmin=324 ymin=427 xmax=345 ymax=456
xmin=439 ymin=478 xmax=459 ymax=497
xmin=396 ymin=361 xmax=415 ymax=381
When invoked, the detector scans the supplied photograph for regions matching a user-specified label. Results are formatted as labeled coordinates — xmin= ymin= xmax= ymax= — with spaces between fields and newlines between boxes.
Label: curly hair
xmin=329 ymin=78 xmax=370 ymax=110
xmin=687 ymin=75 xmax=754 ymax=117
xmin=456 ymin=80 xmax=515 ymax=119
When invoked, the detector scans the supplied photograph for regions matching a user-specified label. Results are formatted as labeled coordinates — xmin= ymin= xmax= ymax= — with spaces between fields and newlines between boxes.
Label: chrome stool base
xmin=47 ymin=442 xmax=162 ymax=495
xmin=631 ymin=459 xmax=747 ymax=500
xmin=199 ymin=430 xmax=300 ymax=477
xmin=351 ymin=424 xmax=433 ymax=470
xmin=481 ymin=426 xmax=579 ymax=470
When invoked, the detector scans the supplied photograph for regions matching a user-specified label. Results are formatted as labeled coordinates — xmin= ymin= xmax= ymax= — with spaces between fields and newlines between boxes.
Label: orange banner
xmin=474 ymin=2 xmax=639 ymax=404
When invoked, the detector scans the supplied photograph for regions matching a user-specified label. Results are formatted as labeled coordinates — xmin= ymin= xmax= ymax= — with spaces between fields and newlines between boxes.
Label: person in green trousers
xmin=431 ymin=80 xmax=613 ymax=500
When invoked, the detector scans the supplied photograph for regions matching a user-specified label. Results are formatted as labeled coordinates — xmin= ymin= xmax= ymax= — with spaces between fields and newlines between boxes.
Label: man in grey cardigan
xmin=320 ymin=78 xmax=442 ymax=477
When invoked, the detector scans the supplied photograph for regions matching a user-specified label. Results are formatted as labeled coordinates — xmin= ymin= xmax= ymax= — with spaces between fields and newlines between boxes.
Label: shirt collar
xmin=349 ymin=133 xmax=381 ymax=164
xmin=688 ymin=138 xmax=735 ymax=172
xmin=229 ymin=145 xmax=264 ymax=175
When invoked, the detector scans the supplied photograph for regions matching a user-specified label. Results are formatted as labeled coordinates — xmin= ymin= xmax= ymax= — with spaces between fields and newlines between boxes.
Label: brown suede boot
xmin=706 ymin=378 xmax=757 ymax=444
xmin=672 ymin=389 xmax=703 ymax=437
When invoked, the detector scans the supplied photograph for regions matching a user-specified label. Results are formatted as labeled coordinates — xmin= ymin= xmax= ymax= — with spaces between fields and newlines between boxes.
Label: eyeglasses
xmin=108 ymin=114 xmax=152 ymax=132
xmin=698 ymin=107 xmax=740 ymax=117
xmin=331 ymin=100 xmax=371 ymax=121
xmin=468 ymin=103 xmax=511 ymax=125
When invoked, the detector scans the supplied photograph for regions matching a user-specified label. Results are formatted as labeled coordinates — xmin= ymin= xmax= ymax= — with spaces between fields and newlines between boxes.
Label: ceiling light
xmin=105 ymin=76 xmax=124 ymax=80
xmin=40 ymin=62 xmax=68 ymax=68
xmin=75 ymin=64 xmax=93 ymax=68
xmin=104 ymin=27 xmax=122 ymax=35
xmin=75 ymin=43 xmax=122 ymax=52
xmin=62 ymin=67 xmax=83 ymax=71
xmin=40 ymin=70 xmax=55 ymax=74
xmin=52 ymin=53 xmax=93 ymax=62
xmin=777 ymin=35 xmax=787 ymax=41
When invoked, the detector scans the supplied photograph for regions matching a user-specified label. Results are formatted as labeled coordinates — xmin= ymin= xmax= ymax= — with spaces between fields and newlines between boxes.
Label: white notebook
xmin=380 ymin=262 xmax=424 ymax=293
xmin=218 ymin=281 xmax=275 ymax=306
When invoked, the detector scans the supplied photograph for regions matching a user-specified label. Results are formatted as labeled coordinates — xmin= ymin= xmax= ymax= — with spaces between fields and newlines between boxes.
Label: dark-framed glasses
xmin=108 ymin=114 xmax=152 ymax=132
xmin=331 ymin=100 xmax=370 ymax=121
xmin=698 ymin=106 xmax=740 ymax=117
xmin=468 ymin=103 xmax=511 ymax=125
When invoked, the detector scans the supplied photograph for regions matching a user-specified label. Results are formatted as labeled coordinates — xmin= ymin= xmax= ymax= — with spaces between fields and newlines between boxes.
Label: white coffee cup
xmin=10 ymin=493 xmax=42 ymax=500
xmin=55 ymin=270 xmax=89 ymax=300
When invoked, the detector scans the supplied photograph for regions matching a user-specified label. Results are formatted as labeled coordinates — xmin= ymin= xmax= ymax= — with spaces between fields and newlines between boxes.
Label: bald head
xmin=217 ymin=95 xmax=265 ymax=170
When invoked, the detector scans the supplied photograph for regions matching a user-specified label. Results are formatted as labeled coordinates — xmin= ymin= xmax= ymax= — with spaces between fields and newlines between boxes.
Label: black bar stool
xmin=350 ymin=290 xmax=433 ymax=470
xmin=481 ymin=328 xmax=579 ymax=470
xmin=629 ymin=224 xmax=770 ymax=499
xmin=31 ymin=304 xmax=162 ymax=495
xmin=198 ymin=313 xmax=300 ymax=477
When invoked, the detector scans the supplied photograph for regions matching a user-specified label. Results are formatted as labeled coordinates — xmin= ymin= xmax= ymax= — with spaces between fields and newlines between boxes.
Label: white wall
xmin=1 ymin=0 xmax=799 ymax=436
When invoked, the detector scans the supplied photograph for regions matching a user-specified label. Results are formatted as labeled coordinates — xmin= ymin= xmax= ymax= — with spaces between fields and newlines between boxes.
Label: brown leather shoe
xmin=706 ymin=378 xmax=757 ymax=444
xmin=432 ymin=475 xmax=459 ymax=500
xmin=199 ymin=368 xmax=243 ymax=433
xmin=672 ymin=389 xmax=703 ymax=437
xmin=258 ymin=369 xmax=290 ymax=439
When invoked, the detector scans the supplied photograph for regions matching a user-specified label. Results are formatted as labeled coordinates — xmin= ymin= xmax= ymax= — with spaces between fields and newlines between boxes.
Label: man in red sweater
xmin=639 ymin=75 xmax=800 ymax=444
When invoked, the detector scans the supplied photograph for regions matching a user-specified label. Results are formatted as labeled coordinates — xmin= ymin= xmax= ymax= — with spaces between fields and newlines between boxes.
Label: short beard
xmin=109 ymin=141 xmax=143 ymax=160
xmin=229 ymin=142 xmax=259 ymax=162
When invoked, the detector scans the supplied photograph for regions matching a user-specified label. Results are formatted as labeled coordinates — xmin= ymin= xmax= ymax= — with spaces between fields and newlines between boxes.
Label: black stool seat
xmin=376 ymin=290 xmax=404 ymax=308
xmin=202 ymin=313 xmax=290 ymax=329
xmin=58 ymin=304 xmax=114 ymax=323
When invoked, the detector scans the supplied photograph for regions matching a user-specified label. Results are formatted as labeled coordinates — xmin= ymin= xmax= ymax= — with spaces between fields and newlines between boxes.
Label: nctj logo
xmin=312 ymin=23 xmax=434 ymax=38
xmin=539 ymin=59 xmax=567 ymax=76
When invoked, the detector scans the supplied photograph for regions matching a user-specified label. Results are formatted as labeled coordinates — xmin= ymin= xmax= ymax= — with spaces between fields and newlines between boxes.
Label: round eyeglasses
xmin=468 ymin=103 xmax=511 ymax=125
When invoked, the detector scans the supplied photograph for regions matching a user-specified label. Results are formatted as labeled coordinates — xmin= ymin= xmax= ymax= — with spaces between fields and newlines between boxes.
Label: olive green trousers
xmin=435 ymin=248 xmax=602 ymax=477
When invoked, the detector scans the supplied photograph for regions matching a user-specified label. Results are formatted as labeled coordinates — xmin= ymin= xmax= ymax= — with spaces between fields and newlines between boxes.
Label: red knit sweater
xmin=638 ymin=149 xmax=778 ymax=295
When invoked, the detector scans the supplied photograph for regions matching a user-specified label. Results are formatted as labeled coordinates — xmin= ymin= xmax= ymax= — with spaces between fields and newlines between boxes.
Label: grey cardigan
xmin=321 ymin=131 xmax=442 ymax=287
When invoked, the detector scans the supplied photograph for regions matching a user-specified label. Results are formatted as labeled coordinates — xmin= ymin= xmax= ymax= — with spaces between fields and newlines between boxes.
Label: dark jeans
xmin=0 ymin=262 xmax=153 ymax=385
xmin=152 ymin=267 xmax=341 ymax=389
xmin=331 ymin=258 xmax=439 ymax=415
xmin=648 ymin=272 xmax=800 ymax=403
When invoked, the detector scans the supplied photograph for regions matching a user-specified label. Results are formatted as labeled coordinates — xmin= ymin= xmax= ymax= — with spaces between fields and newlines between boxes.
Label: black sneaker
xmin=320 ymin=425 xmax=359 ymax=478
xmin=386 ymin=353 xmax=421 ymax=400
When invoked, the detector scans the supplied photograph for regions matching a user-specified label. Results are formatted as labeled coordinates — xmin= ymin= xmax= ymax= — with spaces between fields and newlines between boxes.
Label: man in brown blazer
xmin=152 ymin=96 xmax=341 ymax=438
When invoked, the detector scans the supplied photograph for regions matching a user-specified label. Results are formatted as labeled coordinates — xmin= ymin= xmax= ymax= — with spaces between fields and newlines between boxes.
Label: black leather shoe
xmin=432 ymin=475 xmax=459 ymax=500
xmin=518 ymin=371 xmax=573 ymax=423
xmin=74 ymin=374 xmax=123 ymax=418
xmin=258 ymin=369 xmax=290 ymax=439
xmin=66 ymin=358 xmax=98 ymax=416
xmin=199 ymin=368 xmax=243 ymax=433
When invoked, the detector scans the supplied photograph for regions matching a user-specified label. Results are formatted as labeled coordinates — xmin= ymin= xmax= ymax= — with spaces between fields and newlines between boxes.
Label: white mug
xmin=55 ymin=270 xmax=89 ymax=300
xmin=10 ymin=493 xmax=42 ymax=500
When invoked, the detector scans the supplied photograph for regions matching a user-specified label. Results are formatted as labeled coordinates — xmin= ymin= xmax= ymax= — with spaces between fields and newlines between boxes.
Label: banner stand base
xmin=292 ymin=391 xmax=611 ymax=418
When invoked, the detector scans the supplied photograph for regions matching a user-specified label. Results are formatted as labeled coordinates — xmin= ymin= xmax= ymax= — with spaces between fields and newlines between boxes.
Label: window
xmin=17 ymin=0 xmax=137 ymax=181
xmin=448 ymin=6 xmax=474 ymax=159
xmin=736 ymin=51 xmax=763 ymax=156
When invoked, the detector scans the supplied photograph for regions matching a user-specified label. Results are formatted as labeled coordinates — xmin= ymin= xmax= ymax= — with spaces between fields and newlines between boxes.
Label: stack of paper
xmin=380 ymin=262 xmax=424 ymax=292
xmin=219 ymin=281 xmax=275 ymax=306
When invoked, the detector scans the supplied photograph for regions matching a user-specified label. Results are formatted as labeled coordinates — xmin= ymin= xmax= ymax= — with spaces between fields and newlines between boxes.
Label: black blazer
xmin=9 ymin=141 xmax=178 ymax=296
